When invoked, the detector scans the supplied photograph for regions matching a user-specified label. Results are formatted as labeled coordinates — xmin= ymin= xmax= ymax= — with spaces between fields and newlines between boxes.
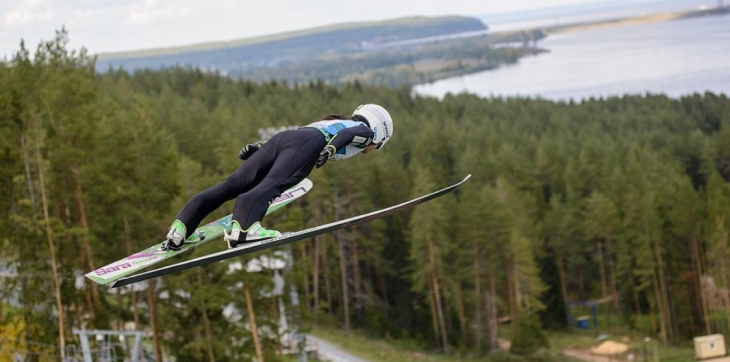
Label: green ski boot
xmin=224 ymin=221 xmax=281 ymax=249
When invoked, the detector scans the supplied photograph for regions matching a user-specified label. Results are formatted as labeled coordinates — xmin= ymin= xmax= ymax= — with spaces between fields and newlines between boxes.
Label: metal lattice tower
xmin=72 ymin=328 xmax=151 ymax=362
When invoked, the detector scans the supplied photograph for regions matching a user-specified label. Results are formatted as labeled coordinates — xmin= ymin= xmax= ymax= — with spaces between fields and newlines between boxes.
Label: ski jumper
xmin=174 ymin=119 xmax=374 ymax=240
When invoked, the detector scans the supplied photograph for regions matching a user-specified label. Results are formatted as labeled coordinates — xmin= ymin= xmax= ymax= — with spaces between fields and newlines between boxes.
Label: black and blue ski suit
xmin=174 ymin=117 xmax=375 ymax=242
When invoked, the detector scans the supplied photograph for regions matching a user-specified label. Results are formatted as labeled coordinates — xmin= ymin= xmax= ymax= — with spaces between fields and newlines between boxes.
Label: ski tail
xmin=85 ymin=178 xmax=313 ymax=285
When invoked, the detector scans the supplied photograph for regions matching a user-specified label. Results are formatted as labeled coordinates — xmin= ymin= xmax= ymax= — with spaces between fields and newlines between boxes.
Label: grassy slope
xmin=505 ymin=319 xmax=696 ymax=362
xmin=310 ymin=325 xmax=580 ymax=362
xmin=310 ymin=321 xmax=700 ymax=362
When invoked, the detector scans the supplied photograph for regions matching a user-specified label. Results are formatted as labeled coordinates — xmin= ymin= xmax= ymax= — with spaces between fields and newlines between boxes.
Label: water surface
xmin=414 ymin=14 xmax=730 ymax=101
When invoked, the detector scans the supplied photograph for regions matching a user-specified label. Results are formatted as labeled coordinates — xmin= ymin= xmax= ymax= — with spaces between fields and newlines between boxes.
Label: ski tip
xmin=109 ymin=277 xmax=134 ymax=288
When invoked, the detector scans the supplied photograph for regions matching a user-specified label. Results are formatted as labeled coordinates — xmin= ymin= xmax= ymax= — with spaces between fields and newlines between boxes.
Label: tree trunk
xmin=115 ymin=289 xmax=124 ymax=330
xmin=596 ymin=239 xmax=609 ymax=330
xmin=690 ymin=235 xmax=711 ymax=334
xmin=20 ymin=135 xmax=37 ymax=214
xmin=484 ymin=294 xmax=494 ymax=353
xmin=653 ymin=236 xmax=672 ymax=342
xmin=123 ymin=218 xmax=141 ymax=329
xmin=633 ymin=286 xmax=644 ymax=333
xmin=597 ymin=239 xmax=608 ymax=297
xmin=377 ymin=269 xmax=389 ymax=306
xmin=444 ymin=294 xmax=454 ymax=346
xmin=724 ymin=291 xmax=730 ymax=337
xmin=323 ymin=243 xmax=333 ymax=315
xmin=652 ymin=272 xmax=667 ymax=343
xmin=577 ymin=268 xmax=585 ymax=300
xmin=243 ymin=281 xmax=264 ymax=362
xmin=506 ymin=258 xmax=517 ymax=332
xmin=352 ymin=238 xmax=363 ymax=326
xmin=720 ymin=247 xmax=730 ymax=333
xmin=313 ymin=236 xmax=320 ymax=312
xmin=131 ymin=283 xmax=140 ymax=329
xmin=73 ymin=304 xmax=83 ymax=341
xmin=428 ymin=280 xmax=440 ymax=349
xmin=147 ymin=278 xmax=163 ymax=362
xmin=272 ymin=295 xmax=283 ymax=356
xmin=334 ymin=187 xmax=351 ymax=333
xmin=197 ymin=269 xmax=216 ymax=362
xmin=337 ymin=233 xmax=350 ymax=334
xmin=473 ymin=244 xmax=482 ymax=354
xmin=429 ymin=239 xmax=449 ymax=353
xmin=83 ymin=277 xmax=95 ymax=321
xmin=346 ymin=180 xmax=364 ymax=326
xmin=70 ymin=168 xmax=100 ymax=306
xmin=455 ymin=284 xmax=467 ymax=348
xmin=606 ymin=235 xmax=619 ymax=311
xmin=313 ymin=195 xmax=322 ymax=312
xmin=432 ymin=272 xmax=449 ymax=353
xmin=35 ymin=145 xmax=66 ymax=359
xmin=300 ymin=244 xmax=311 ymax=312
xmin=556 ymin=251 xmax=571 ymax=327
xmin=488 ymin=274 xmax=499 ymax=351
xmin=57 ymin=192 xmax=95 ymax=323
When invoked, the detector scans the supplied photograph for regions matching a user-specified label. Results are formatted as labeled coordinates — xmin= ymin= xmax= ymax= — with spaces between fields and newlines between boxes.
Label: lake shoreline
xmin=411 ymin=6 xmax=730 ymax=89
xmin=544 ymin=6 xmax=730 ymax=35
xmin=413 ymin=12 xmax=730 ymax=101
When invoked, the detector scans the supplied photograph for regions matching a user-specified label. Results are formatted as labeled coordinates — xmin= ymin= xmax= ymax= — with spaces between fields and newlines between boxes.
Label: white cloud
xmin=5 ymin=0 xmax=54 ymax=26
xmin=127 ymin=0 xmax=193 ymax=24
xmin=0 ymin=0 xmax=645 ymax=58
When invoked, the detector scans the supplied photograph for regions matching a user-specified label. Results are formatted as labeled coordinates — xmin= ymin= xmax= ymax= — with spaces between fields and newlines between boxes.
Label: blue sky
xmin=1 ymin=0 xmax=616 ymax=58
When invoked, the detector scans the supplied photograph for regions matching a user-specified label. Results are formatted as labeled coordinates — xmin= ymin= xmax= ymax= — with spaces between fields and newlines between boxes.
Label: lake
xmin=413 ymin=13 xmax=730 ymax=101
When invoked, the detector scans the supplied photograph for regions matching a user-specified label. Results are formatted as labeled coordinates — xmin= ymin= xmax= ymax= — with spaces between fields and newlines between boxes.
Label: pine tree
xmin=408 ymin=166 xmax=451 ymax=352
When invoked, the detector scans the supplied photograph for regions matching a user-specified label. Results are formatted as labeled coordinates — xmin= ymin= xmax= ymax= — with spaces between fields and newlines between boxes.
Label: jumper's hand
xmin=238 ymin=143 xmax=262 ymax=160
xmin=316 ymin=145 xmax=336 ymax=168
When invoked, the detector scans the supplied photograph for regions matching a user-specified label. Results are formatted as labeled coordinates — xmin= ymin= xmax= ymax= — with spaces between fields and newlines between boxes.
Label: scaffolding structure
xmin=72 ymin=328 xmax=152 ymax=362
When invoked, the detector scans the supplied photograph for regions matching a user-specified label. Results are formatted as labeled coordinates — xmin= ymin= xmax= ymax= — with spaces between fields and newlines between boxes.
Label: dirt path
xmin=562 ymin=349 xmax=622 ymax=362
xmin=306 ymin=334 xmax=370 ymax=362
xmin=499 ymin=338 xmax=619 ymax=362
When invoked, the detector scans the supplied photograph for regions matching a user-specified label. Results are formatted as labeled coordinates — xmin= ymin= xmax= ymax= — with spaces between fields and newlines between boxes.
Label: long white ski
xmin=110 ymin=174 xmax=471 ymax=288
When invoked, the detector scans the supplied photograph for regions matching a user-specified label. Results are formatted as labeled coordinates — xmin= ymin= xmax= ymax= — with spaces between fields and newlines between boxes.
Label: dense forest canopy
xmin=2 ymin=30 xmax=730 ymax=360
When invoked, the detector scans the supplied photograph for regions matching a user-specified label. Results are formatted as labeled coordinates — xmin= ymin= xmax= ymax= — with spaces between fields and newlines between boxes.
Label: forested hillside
xmin=96 ymin=16 xmax=487 ymax=75
xmin=3 ymin=31 xmax=730 ymax=360
xmin=96 ymin=16 xmax=544 ymax=89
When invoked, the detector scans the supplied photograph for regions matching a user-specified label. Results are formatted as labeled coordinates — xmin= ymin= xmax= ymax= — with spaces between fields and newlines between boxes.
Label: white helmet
xmin=353 ymin=104 xmax=393 ymax=149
